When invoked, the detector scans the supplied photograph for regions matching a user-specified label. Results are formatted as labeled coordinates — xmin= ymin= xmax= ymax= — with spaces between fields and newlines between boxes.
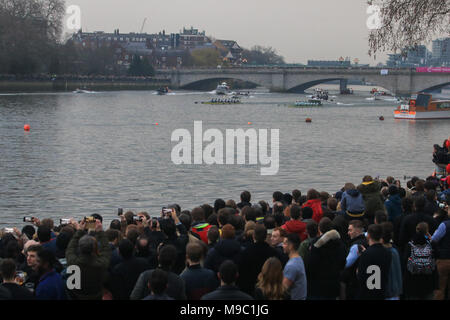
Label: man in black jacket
xmin=307 ymin=218 xmax=347 ymax=300
xmin=201 ymin=260 xmax=253 ymax=300
xmin=130 ymin=244 xmax=186 ymax=300
xmin=0 ymin=259 xmax=34 ymax=300
xmin=399 ymin=196 xmax=438 ymax=253
xmin=357 ymin=224 xmax=391 ymax=300
xmin=109 ymin=239 xmax=151 ymax=300
xmin=236 ymin=224 xmax=281 ymax=295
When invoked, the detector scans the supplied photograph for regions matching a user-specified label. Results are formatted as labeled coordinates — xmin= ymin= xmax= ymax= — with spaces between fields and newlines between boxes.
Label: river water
xmin=0 ymin=86 xmax=448 ymax=226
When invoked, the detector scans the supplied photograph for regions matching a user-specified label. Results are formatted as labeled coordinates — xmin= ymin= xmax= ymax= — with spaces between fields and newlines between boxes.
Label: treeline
xmin=0 ymin=0 xmax=285 ymax=76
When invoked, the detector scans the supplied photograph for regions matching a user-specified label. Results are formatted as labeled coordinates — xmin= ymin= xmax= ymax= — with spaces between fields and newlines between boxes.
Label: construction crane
xmin=139 ymin=18 xmax=147 ymax=34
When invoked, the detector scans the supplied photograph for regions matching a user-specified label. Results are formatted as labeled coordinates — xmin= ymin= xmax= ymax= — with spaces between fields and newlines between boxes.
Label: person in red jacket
xmin=190 ymin=207 xmax=212 ymax=245
xmin=282 ymin=205 xmax=307 ymax=241
xmin=302 ymin=189 xmax=324 ymax=223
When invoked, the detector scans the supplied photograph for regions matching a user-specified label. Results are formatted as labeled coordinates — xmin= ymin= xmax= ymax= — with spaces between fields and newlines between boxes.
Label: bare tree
xmin=0 ymin=0 xmax=65 ymax=73
xmin=368 ymin=0 xmax=450 ymax=56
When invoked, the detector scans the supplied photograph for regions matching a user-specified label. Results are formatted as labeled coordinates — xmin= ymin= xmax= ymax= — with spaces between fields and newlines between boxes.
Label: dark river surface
xmin=1 ymin=87 xmax=448 ymax=227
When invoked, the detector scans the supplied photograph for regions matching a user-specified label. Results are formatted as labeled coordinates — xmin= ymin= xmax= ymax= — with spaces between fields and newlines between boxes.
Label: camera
xmin=23 ymin=217 xmax=35 ymax=223
xmin=60 ymin=218 xmax=71 ymax=225
xmin=84 ymin=216 xmax=96 ymax=229
xmin=118 ymin=208 xmax=123 ymax=216
xmin=162 ymin=207 xmax=172 ymax=218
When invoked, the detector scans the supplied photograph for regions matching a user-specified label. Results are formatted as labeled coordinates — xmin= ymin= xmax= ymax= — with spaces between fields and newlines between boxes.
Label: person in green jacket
xmin=298 ymin=221 xmax=319 ymax=260
xmin=357 ymin=176 xmax=385 ymax=224
xmin=65 ymin=219 xmax=111 ymax=300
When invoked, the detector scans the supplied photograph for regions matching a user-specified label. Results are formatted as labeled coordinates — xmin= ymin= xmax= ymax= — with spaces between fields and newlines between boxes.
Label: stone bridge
xmin=157 ymin=67 xmax=450 ymax=96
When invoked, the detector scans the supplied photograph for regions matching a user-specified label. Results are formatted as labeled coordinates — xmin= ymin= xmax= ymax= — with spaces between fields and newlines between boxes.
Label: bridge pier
xmin=339 ymin=79 xmax=348 ymax=94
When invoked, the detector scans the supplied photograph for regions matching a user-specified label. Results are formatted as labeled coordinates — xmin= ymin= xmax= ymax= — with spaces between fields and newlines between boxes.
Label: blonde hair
xmin=256 ymin=257 xmax=285 ymax=300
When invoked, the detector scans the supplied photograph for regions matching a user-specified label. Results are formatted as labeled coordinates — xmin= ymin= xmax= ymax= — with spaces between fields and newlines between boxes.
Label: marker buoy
xmin=379 ymin=116 xmax=384 ymax=121
xmin=155 ymin=123 xmax=159 ymax=126
xmin=24 ymin=124 xmax=30 ymax=131
xmin=305 ymin=118 xmax=312 ymax=123
xmin=248 ymin=122 xmax=252 ymax=125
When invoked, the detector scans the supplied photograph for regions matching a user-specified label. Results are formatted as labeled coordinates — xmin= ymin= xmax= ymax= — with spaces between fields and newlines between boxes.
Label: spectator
xmin=306 ymin=217 xmax=346 ymax=300
xmin=281 ymin=205 xmax=307 ymax=241
xmin=109 ymin=239 xmax=151 ymax=300
xmin=35 ymin=249 xmax=66 ymax=300
xmin=403 ymin=222 xmax=438 ymax=300
xmin=180 ymin=242 xmax=219 ymax=300
xmin=0 ymin=259 xmax=34 ymax=300
xmin=282 ymin=233 xmax=307 ymax=300
xmin=204 ymin=224 xmax=241 ymax=273
xmin=254 ymin=257 xmax=289 ymax=300
xmin=65 ymin=219 xmax=111 ymax=300
xmin=380 ymin=222 xmax=402 ymax=300
xmin=237 ymin=225 xmax=282 ymax=295
xmin=142 ymin=269 xmax=173 ymax=300
xmin=130 ymin=244 xmax=186 ymax=300
xmin=201 ymin=260 xmax=253 ymax=300
xmin=431 ymin=201 xmax=450 ymax=300
xmin=385 ymin=185 xmax=402 ymax=222
xmin=357 ymin=176 xmax=385 ymax=224
xmin=357 ymin=224 xmax=391 ymax=300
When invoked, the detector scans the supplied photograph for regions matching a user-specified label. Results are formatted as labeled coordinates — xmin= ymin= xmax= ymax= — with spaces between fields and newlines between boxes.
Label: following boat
xmin=156 ymin=87 xmax=170 ymax=95
xmin=216 ymin=82 xmax=230 ymax=95
xmin=394 ymin=93 xmax=450 ymax=120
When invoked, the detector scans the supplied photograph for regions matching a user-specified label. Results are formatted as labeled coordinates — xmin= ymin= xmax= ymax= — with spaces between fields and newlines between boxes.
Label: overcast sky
xmin=66 ymin=0 xmax=392 ymax=65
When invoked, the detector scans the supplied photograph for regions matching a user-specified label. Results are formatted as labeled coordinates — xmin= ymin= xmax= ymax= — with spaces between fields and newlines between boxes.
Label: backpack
xmin=406 ymin=240 xmax=435 ymax=275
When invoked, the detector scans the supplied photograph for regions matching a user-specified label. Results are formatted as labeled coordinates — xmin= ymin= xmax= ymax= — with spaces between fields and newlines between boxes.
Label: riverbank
xmin=0 ymin=79 xmax=171 ymax=93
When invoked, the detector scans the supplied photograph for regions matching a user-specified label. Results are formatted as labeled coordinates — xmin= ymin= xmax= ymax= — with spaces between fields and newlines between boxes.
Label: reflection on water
xmin=0 ymin=89 xmax=448 ymax=226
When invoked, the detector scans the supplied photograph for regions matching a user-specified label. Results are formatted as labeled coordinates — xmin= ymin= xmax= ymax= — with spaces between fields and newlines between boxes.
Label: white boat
xmin=73 ymin=88 xmax=95 ymax=94
xmin=216 ymin=82 xmax=230 ymax=95
xmin=394 ymin=93 xmax=450 ymax=120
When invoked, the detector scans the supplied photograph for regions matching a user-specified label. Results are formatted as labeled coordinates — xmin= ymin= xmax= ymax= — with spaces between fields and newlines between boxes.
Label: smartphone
xmin=133 ymin=215 xmax=143 ymax=222
xmin=60 ymin=218 xmax=71 ymax=225
xmin=439 ymin=202 xmax=446 ymax=209
xmin=23 ymin=217 xmax=34 ymax=223
xmin=152 ymin=218 xmax=158 ymax=228
xmin=118 ymin=208 xmax=123 ymax=216
xmin=4 ymin=228 xmax=14 ymax=233
xmin=162 ymin=207 xmax=172 ymax=219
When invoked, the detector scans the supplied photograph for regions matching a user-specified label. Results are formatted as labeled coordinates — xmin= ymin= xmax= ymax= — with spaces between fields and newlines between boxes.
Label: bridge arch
xmin=287 ymin=78 xmax=345 ymax=93
xmin=180 ymin=77 xmax=262 ymax=90
xmin=419 ymin=81 xmax=450 ymax=93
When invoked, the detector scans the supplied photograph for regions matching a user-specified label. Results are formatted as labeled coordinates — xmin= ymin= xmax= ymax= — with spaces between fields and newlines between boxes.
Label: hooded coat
xmin=204 ymin=239 xmax=242 ymax=273
xmin=282 ymin=220 xmax=307 ymax=241
xmin=340 ymin=189 xmax=365 ymax=214
xmin=385 ymin=194 xmax=403 ymax=222
xmin=306 ymin=230 xmax=347 ymax=299
xmin=357 ymin=180 xmax=385 ymax=221
xmin=302 ymin=199 xmax=324 ymax=223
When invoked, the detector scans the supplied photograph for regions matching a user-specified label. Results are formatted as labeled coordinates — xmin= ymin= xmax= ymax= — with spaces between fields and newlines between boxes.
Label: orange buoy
xmin=305 ymin=118 xmax=312 ymax=123
xmin=155 ymin=123 xmax=159 ymax=126
xmin=24 ymin=124 xmax=30 ymax=131
xmin=248 ymin=122 xmax=252 ymax=125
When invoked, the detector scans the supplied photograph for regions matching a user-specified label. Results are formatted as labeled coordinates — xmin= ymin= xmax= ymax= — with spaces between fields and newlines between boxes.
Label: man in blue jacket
xmin=384 ymin=185 xmax=403 ymax=222
xmin=35 ymin=249 xmax=66 ymax=300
